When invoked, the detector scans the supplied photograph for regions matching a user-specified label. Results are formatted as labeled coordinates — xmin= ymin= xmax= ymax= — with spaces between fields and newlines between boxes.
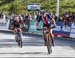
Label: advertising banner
xmin=28 ymin=3 xmax=40 ymax=11
xmin=52 ymin=21 xmax=70 ymax=37
xmin=70 ymin=23 xmax=75 ymax=38
xmin=28 ymin=20 xmax=71 ymax=37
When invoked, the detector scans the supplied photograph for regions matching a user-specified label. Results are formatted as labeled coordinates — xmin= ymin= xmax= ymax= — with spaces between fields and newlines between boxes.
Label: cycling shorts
xmin=14 ymin=24 xmax=20 ymax=28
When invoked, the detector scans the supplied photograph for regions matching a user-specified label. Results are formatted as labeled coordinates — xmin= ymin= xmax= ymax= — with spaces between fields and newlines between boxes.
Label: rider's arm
xmin=20 ymin=19 xmax=25 ymax=28
xmin=52 ymin=17 xmax=56 ymax=25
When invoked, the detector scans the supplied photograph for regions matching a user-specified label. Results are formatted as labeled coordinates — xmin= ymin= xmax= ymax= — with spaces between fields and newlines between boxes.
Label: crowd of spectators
xmin=0 ymin=11 xmax=75 ymax=30
xmin=59 ymin=12 xmax=75 ymax=27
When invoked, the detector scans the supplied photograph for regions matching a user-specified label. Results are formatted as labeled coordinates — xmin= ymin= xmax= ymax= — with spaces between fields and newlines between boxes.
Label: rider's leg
xmin=43 ymin=28 xmax=47 ymax=46
xmin=19 ymin=28 xmax=23 ymax=40
xmin=50 ymin=29 xmax=54 ymax=39
xmin=49 ymin=28 xmax=55 ymax=46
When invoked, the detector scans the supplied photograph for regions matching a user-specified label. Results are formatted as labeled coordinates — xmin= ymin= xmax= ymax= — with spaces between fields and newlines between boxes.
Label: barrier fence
xmin=0 ymin=19 xmax=75 ymax=38
xmin=28 ymin=20 xmax=75 ymax=38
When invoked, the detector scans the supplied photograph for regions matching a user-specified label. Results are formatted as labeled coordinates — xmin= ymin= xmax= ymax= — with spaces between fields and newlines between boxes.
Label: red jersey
xmin=42 ymin=15 xmax=48 ymax=25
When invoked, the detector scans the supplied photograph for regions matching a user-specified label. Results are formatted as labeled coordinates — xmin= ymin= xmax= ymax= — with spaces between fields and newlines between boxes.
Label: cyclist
xmin=36 ymin=11 xmax=56 ymax=46
xmin=11 ymin=15 xmax=24 ymax=41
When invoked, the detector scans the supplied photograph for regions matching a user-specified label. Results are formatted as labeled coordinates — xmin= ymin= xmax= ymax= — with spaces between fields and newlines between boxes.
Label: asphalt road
xmin=0 ymin=32 xmax=75 ymax=57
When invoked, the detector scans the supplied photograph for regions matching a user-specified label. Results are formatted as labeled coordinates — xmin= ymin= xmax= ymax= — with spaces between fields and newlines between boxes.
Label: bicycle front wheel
xmin=17 ymin=33 xmax=23 ymax=48
xmin=47 ymin=35 xmax=52 ymax=54
xmin=18 ymin=40 xmax=22 ymax=48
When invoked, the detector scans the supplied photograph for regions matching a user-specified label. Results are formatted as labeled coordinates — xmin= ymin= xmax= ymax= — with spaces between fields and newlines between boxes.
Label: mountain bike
xmin=37 ymin=26 xmax=54 ymax=54
xmin=43 ymin=26 xmax=54 ymax=54
xmin=15 ymin=28 xmax=23 ymax=48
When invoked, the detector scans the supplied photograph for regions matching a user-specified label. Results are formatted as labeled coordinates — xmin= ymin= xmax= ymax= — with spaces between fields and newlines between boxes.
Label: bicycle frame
xmin=15 ymin=28 xmax=23 ymax=47
xmin=43 ymin=27 xmax=52 ymax=45
xmin=16 ymin=32 xmax=21 ymax=40
xmin=43 ymin=26 xmax=53 ymax=54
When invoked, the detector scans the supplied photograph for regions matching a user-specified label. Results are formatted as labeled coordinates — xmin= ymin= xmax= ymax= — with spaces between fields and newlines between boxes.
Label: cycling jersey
xmin=12 ymin=19 xmax=23 ymax=28
xmin=42 ymin=14 xmax=52 ymax=25
xmin=37 ymin=13 xmax=56 ymax=28
xmin=42 ymin=15 xmax=48 ymax=25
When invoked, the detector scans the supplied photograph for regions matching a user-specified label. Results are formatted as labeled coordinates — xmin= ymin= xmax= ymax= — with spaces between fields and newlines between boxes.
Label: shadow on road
xmin=0 ymin=38 xmax=44 ymax=48
xmin=0 ymin=52 xmax=47 ymax=55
